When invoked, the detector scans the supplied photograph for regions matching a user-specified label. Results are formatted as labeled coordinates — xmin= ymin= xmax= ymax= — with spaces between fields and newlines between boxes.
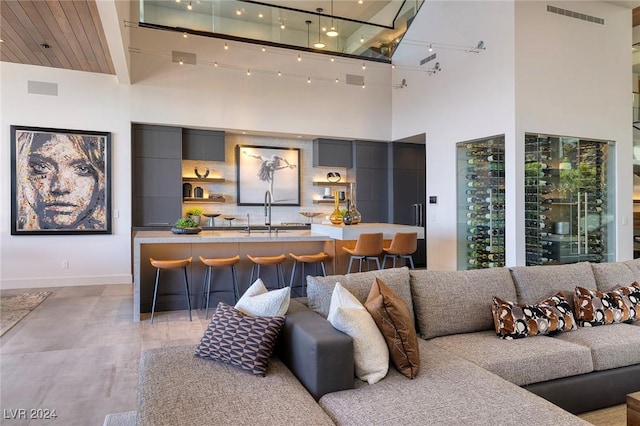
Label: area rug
xmin=0 ymin=291 xmax=52 ymax=337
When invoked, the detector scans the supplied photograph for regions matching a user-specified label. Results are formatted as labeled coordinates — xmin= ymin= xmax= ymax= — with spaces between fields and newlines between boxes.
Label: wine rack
xmin=524 ymin=133 xmax=614 ymax=266
xmin=457 ymin=135 xmax=506 ymax=270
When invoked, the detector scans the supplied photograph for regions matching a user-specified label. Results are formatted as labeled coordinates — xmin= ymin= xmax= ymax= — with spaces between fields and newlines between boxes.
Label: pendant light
xmin=326 ymin=0 xmax=338 ymax=37
xmin=313 ymin=8 xmax=326 ymax=49
xmin=305 ymin=20 xmax=311 ymax=48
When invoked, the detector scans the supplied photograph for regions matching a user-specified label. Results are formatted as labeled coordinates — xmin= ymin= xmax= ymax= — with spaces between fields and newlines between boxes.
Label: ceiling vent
xmin=28 ymin=80 xmax=58 ymax=96
xmin=346 ymin=74 xmax=365 ymax=86
xmin=420 ymin=53 xmax=436 ymax=67
xmin=547 ymin=5 xmax=604 ymax=25
xmin=171 ymin=51 xmax=197 ymax=65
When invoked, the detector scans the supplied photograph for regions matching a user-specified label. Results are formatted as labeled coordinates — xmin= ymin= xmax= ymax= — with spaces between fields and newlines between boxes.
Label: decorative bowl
xmin=299 ymin=212 xmax=322 ymax=218
xmin=171 ymin=227 xmax=202 ymax=235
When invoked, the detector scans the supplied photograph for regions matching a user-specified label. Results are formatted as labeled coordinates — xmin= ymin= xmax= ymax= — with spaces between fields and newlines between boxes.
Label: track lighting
xmin=187 ymin=1 xmax=192 ymax=10
xmin=224 ymin=43 xmax=228 ymax=50
xmin=179 ymin=58 xmax=184 ymax=65
xmin=426 ymin=62 xmax=441 ymax=76
xmin=428 ymin=44 xmax=433 ymax=52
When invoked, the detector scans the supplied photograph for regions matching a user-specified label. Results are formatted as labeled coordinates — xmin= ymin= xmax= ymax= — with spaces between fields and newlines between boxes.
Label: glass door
xmin=524 ymin=133 xmax=615 ymax=265
xmin=457 ymin=135 xmax=506 ymax=270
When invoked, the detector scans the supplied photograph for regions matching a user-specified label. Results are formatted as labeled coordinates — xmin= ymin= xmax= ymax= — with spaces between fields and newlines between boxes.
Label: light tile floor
xmin=0 ymin=284 xmax=627 ymax=426
xmin=0 ymin=284 xmax=208 ymax=426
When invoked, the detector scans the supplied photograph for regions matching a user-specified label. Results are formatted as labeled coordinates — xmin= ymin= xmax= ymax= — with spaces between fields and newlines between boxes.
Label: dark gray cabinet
xmin=182 ymin=129 xmax=225 ymax=161
xmin=351 ymin=140 xmax=388 ymax=223
xmin=132 ymin=124 xmax=182 ymax=227
xmin=392 ymin=142 xmax=426 ymax=267
xmin=313 ymin=139 xmax=353 ymax=167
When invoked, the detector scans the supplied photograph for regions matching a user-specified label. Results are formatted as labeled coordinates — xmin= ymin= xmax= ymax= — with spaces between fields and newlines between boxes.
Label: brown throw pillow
xmin=574 ymin=284 xmax=638 ymax=327
xmin=612 ymin=282 xmax=640 ymax=322
xmin=365 ymin=277 xmax=420 ymax=379
xmin=492 ymin=292 xmax=577 ymax=339
xmin=194 ymin=302 xmax=285 ymax=376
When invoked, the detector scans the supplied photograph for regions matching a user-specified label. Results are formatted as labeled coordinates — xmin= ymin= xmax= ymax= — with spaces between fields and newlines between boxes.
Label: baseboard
xmin=0 ymin=274 xmax=132 ymax=289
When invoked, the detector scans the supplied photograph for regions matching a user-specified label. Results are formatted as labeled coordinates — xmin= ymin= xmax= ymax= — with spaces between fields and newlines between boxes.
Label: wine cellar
xmin=456 ymin=135 xmax=506 ymax=270
xmin=524 ymin=133 xmax=615 ymax=266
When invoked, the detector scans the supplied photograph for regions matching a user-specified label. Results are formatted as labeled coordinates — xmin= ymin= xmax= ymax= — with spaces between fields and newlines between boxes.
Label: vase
xmin=349 ymin=183 xmax=362 ymax=224
xmin=329 ymin=191 xmax=343 ymax=225
xmin=342 ymin=200 xmax=354 ymax=225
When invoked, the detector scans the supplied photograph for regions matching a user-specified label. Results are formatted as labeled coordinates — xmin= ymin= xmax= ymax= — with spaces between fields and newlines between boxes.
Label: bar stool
xmin=199 ymin=255 xmax=240 ymax=319
xmin=343 ymin=233 xmax=384 ymax=274
xmin=149 ymin=257 xmax=192 ymax=324
xmin=382 ymin=232 xmax=418 ymax=269
xmin=288 ymin=252 xmax=329 ymax=297
xmin=247 ymin=254 xmax=287 ymax=290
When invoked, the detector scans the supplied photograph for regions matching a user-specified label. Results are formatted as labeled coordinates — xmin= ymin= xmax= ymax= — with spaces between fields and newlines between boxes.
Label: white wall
xmin=392 ymin=0 xmax=632 ymax=270
xmin=129 ymin=25 xmax=392 ymax=140
xmin=0 ymin=63 xmax=133 ymax=288
xmin=0 ymin=24 xmax=392 ymax=289
xmin=514 ymin=1 xmax=633 ymax=264
xmin=392 ymin=1 xmax=516 ymax=270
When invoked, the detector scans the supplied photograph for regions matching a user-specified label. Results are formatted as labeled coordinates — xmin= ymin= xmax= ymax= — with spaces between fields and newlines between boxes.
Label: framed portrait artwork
xmin=236 ymin=145 xmax=300 ymax=206
xmin=10 ymin=125 xmax=112 ymax=235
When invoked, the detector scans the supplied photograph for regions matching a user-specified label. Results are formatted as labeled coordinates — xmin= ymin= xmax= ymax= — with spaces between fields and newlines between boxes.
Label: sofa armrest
xmin=277 ymin=298 xmax=354 ymax=400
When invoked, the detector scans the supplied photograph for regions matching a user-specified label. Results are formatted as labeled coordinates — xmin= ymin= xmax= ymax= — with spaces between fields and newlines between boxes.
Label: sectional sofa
xmin=127 ymin=259 xmax=640 ymax=426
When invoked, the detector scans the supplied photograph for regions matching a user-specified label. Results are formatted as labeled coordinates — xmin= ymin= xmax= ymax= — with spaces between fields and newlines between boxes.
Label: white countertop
xmin=310 ymin=223 xmax=425 ymax=240
xmin=134 ymin=229 xmax=332 ymax=243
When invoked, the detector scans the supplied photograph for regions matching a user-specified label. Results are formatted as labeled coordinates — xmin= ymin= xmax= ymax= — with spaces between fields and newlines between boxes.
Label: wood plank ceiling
xmin=0 ymin=0 xmax=115 ymax=74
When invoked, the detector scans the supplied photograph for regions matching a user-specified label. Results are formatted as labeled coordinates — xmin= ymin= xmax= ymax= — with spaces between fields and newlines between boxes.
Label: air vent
xmin=346 ymin=74 xmax=365 ymax=86
xmin=171 ymin=51 xmax=197 ymax=65
xmin=420 ymin=53 xmax=436 ymax=66
xmin=27 ymin=80 xmax=58 ymax=96
xmin=547 ymin=5 xmax=604 ymax=25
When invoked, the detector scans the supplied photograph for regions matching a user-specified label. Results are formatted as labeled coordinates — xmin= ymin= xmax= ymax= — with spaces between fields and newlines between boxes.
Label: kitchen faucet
xmin=264 ymin=190 xmax=272 ymax=233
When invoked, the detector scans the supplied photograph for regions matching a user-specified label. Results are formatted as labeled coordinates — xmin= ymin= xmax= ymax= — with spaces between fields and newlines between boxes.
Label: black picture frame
xmin=236 ymin=144 xmax=300 ymax=206
xmin=10 ymin=125 xmax=112 ymax=235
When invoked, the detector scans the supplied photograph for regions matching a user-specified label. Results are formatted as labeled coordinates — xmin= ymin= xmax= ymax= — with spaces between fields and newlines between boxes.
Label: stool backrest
xmin=388 ymin=232 xmax=418 ymax=255
xmin=353 ymin=233 xmax=384 ymax=256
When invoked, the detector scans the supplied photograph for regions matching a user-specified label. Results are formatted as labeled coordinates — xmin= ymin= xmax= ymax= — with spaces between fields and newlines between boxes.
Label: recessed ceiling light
xmin=258 ymin=13 xmax=263 ymax=18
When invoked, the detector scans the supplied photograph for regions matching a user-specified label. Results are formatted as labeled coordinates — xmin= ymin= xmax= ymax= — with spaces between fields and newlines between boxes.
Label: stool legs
xmin=347 ymin=256 xmax=380 ymax=274
xmin=250 ymin=263 xmax=285 ymax=289
xmin=382 ymin=254 xmax=415 ymax=269
xmin=151 ymin=266 xmax=191 ymax=324
xmin=151 ymin=268 xmax=161 ymax=324
xmin=290 ymin=260 xmax=327 ymax=297
xmin=183 ymin=267 xmax=192 ymax=321
xmin=202 ymin=264 xmax=240 ymax=319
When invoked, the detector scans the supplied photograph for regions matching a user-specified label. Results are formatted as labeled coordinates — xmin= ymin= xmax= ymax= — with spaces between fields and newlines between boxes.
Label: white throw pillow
xmin=327 ymin=282 xmax=389 ymax=384
xmin=234 ymin=278 xmax=290 ymax=317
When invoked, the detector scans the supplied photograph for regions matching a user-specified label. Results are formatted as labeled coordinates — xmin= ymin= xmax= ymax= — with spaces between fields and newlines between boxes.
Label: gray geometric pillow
xmin=195 ymin=302 xmax=285 ymax=376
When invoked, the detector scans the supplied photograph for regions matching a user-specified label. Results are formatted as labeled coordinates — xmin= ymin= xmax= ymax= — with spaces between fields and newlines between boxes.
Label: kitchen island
xmin=133 ymin=223 xmax=424 ymax=321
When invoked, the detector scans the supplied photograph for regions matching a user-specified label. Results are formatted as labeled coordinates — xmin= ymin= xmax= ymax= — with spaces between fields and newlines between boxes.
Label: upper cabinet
xmin=313 ymin=138 xmax=353 ymax=168
xmin=182 ymin=129 xmax=225 ymax=161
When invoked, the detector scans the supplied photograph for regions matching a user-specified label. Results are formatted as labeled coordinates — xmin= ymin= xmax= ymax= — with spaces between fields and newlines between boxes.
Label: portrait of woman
xmin=11 ymin=126 xmax=111 ymax=234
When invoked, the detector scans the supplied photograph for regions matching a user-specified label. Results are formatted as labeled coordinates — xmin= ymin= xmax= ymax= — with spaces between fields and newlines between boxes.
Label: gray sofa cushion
xmin=306 ymin=267 xmax=413 ymax=319
xmin=319 ymin=340 xmax=589 ymax=426
xmin=591 ymin=262 xmax=638 ymax=292
xmin=137 ymin=345 xmax=334 ymax=426
xmin=430 ymin=330 xmax=593 ymax=386
xmin=555 ymin=323 xmax=640 ymax=371
xmin=510 ymin=262 xmax=596 ymax=305
xmin=410 ymin=268 xmax=517 ymax=339
xmin=624 ymin=258 xmax=640 ymax=280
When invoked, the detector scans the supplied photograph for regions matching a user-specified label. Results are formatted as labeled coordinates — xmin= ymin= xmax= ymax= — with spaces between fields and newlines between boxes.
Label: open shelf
xmin=182 ymin=177 xmax=225 ymax=183
xmin=313 ymin=181 xmax=351 ymax=186
xmin=183 ymin=197 xmax=225 ymax=203
xmin=313 ymin=199 xmax=347 ymax=204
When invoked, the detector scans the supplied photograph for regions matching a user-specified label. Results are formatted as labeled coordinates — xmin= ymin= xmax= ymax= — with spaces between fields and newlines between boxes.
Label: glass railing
xmin=139 ymin=0 xmax=424 ymax=61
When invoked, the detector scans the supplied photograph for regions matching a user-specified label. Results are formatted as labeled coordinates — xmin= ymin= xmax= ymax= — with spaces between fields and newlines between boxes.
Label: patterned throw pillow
xmin=195 ymin=302 xmax=285 ymax=376
xmin=492 ymin=293 xmax=577 ymax=339
xmin=574 ymin=284 xmax=639 ymax=327
xmin=365 ymin=278 xmax=420 ymax=379
xmin=612 ymin=282 xmax=640 ymax=322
